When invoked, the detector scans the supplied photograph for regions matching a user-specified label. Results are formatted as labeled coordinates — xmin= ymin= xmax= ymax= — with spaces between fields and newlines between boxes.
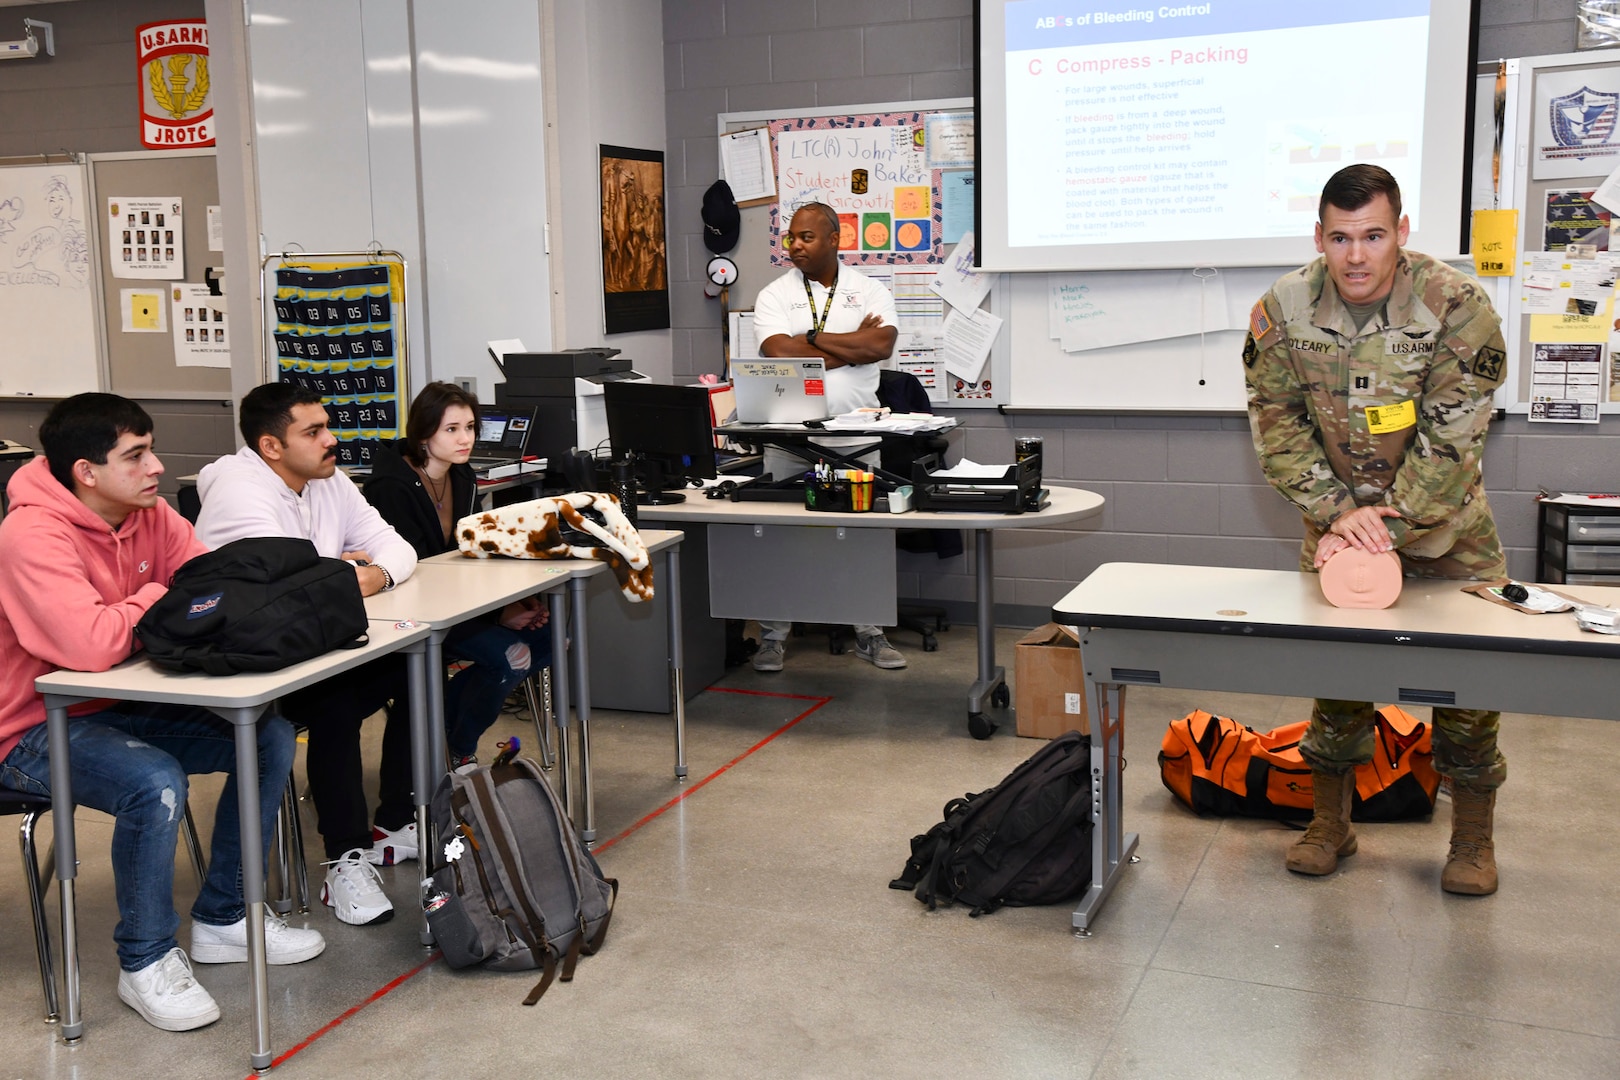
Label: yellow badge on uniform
xmin=1364 ymin=399 xmax=1418 ymax=434
xmin=1249 ymin=301 xmax=1272 ymax=341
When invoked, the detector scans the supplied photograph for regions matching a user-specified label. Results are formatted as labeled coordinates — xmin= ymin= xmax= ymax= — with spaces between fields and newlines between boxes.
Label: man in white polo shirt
xmin=749 ymin=201 xmax=905 ymax=673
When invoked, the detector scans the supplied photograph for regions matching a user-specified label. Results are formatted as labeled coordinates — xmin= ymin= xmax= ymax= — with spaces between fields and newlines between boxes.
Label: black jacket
xmin=363 ymin=439 xmax=478 ymax=560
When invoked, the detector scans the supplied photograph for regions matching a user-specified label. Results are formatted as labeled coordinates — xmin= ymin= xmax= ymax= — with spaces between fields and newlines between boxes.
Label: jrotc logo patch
xmin=1242 ymin=335 xmax=1259 ymax=368
xmin=1470 ymin=346 xmax=1506 ymax=382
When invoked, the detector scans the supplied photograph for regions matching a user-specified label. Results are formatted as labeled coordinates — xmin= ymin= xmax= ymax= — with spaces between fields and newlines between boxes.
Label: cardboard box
xmin=1014 ymin=623 xmax=1088 ymax=739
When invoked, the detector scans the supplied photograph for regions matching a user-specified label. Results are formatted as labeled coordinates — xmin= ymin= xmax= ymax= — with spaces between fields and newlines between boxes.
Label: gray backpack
xmin=424 ymin=757 xmax=617 ymax=1004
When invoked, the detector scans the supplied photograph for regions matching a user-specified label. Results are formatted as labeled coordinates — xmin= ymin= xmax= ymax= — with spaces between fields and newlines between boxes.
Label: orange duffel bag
xmin=1158 ymin=706 xmax=1439 ymax=821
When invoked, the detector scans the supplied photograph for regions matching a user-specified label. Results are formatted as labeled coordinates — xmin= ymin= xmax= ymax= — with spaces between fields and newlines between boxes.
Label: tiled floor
xmin=1 ymin=624 xmax=1616 ymax=1079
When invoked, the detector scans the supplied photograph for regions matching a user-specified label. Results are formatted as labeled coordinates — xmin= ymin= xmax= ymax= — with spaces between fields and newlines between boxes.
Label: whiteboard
xmin=0 ymin=163 xmax=102 ymax=398
xmin=1007 ymin=271 xmax=1259 ymax=411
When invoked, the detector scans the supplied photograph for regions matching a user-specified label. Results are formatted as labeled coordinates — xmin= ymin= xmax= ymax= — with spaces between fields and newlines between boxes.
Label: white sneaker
xmin=191 ymin=904 xmax=327 ymax=965
xmin=321 ymin=849 xmax=395 ymax=926
xmin=117 ymin=947 xmax=221 ymax=1032
xmin=364 ymin=821 xmax=418 ymax=866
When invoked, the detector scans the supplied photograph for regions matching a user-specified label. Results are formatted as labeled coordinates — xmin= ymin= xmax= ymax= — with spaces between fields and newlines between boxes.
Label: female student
xmin=364 ymin=382 xmax=551 ymax=769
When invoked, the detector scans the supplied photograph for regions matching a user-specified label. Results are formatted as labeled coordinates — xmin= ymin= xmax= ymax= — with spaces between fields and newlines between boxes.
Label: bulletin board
xmin=720 ymin=98 xmax=1009 ymax=408
xmin=89 ymin=149 xmax=231 ymax=399
xmin=1497 ymin=49 xmax=1620 ymax=418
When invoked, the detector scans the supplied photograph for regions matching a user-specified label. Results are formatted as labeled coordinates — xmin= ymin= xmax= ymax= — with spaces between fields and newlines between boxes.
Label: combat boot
xmin=1442 ymin=784 xmax=1497 ymax=895
xmin=1286 ymin=769 xmax=1357 ymax=876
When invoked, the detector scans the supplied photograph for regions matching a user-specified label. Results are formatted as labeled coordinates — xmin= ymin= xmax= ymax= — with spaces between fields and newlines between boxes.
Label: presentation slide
xmin=978 ymin=0 xmax=1476 ymax=271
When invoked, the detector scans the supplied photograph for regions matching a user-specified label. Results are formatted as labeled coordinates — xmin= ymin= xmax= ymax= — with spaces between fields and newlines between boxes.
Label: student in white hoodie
xmin=195 ymin=383 xmax=419 ymax=927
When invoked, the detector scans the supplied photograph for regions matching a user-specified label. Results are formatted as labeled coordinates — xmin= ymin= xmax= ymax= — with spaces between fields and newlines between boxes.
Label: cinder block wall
xmin=662 ymin=0 xmax=1618 ymax=626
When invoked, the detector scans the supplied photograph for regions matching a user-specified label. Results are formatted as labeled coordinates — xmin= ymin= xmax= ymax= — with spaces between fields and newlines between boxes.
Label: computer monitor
xmin=602 ymin=380 xmax=717 ymax=505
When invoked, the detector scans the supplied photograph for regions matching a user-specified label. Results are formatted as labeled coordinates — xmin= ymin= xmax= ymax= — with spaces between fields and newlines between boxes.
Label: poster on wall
xmin=137 ymin=20 xmax=215 ymax=149
xmin=108 ymin=196 xmax=183 ymax=279
xmin=770 ymin=110 xmax=947 ymax=267
xmin=171 ymin=282 xmax=228 ymax=367
xmin=599 ymin=145 xmax=670 ymax=335
xmin=1544 ymin=188 xmax=1614 ymax=250
xmin=1533 ymin=67 xmax=1620 ymax=180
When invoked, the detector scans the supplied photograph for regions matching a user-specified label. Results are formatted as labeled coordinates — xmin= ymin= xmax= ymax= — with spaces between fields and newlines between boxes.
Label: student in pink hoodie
xmin=0 ymin=394 xmax=323 ymax=1033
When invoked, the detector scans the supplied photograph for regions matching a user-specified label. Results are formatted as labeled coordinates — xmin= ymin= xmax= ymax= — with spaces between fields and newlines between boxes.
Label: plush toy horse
xmin=455 ymin=491 xmax=653 ymax=602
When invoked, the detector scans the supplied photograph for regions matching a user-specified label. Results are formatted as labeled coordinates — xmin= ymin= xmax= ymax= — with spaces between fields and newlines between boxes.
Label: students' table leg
xmin=965 ymin=529 xmax=1008 ymax=737
xmin=566 ymin=575 xmax=595 ymax=842
xmin=1070 ymin=672 xmax=1139 ymax=935
xmin=402 ymin=637 xmax=436 ymax=947
xmin=220 ymin=706 xmax=272 ymax=1071
xmin=665 ymin=543 xmax=688 ymax=781
xmin=42 ymin=694 xmax=83 ymax=1042
xmin=548 ymin=591 xmax=571 ymax=809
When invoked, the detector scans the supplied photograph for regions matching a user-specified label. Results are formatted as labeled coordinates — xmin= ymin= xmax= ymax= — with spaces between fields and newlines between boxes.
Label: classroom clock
xmin=706 ymin=256 xmax=739 ymax=287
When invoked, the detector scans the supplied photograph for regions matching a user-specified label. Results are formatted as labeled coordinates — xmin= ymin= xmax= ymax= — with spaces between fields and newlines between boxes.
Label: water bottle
xmin=612 ymin=457 xmax=638 ymax=526
xmin=1015 ymin=436 xmax=1044 ymax=511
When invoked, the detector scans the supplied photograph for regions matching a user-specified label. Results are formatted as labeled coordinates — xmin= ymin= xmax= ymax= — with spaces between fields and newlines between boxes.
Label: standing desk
xmin=399 ymin=528 xmax=686 ymax=843
xmin=1052 ymin=562 xmax=1620 ymax=935
xmin=35 ymin=620 xmax=433 ymax=1072
xmin=639 ymin=486 xmax=1103 ymax=736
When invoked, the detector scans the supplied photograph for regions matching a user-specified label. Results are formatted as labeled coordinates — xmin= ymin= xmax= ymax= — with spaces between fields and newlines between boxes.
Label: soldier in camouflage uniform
xmin=1243 ymin=165 xmax=1506 ymax=895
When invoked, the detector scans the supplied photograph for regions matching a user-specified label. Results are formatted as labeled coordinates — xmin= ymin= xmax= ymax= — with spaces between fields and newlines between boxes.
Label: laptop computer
xmin=466 ymin=406 xmax=539 ymax=476
xmin=729 ymin=360 xmax=831 ymax=424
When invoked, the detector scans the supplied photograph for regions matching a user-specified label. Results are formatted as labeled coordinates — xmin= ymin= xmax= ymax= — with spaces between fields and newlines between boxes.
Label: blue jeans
xmin=444 ymin=621 xmax=553 ymax=761
xmin=0 ymin=702 xmax=294 ymax=972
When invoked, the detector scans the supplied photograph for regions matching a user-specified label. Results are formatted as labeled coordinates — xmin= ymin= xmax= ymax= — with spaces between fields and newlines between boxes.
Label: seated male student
xmin=0 ymin=393 xmax=324 ymax=1033
xmin=194 ymin=383 xmax=419 ymax=927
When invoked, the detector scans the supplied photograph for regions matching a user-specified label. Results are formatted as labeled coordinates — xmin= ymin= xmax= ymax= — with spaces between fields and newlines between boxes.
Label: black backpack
xmin=135 ymin=537 xmax=369 ymax=675
xmin=890 ymin=730 xmax=1093 ymax=916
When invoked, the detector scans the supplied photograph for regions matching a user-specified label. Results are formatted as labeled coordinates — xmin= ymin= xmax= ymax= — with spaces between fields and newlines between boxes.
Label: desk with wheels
xmin=1052 ymin=562 xmax=1620 ymax=936
xmin=639 ymin=487 xmax=1103 ymax=737
xmin=383 ymin=528 xmax=687 ymax=845
xmin=34 ymin=620 xmax=433 ymax=1073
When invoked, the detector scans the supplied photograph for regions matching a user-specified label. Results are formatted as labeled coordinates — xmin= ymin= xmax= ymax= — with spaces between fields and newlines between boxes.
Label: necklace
xmin=418 ymin=465 xmax=450 ymax=509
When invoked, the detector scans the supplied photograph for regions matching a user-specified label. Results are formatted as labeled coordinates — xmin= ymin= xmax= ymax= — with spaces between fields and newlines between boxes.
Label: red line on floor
xmin=594 ymin=690 xmax=832 ymax=851
xmin=249 ymin=954 xmax=440 ymax=1077
xmin=255 ymin=686 xmax=828 ymax=1075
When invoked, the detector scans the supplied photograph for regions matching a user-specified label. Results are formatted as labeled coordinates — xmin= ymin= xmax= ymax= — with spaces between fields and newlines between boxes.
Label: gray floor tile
xmin=2 ymin=627 xmax=1618 ymax=1078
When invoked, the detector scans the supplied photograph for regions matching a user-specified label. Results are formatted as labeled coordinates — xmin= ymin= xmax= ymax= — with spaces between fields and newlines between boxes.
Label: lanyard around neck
xmin=803 ymin=267 xmax=838 ymax=335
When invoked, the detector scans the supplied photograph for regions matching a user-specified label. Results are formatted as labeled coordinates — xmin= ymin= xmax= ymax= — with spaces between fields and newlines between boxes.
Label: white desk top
xmin=1054 ymin=562 xmax=1620 ymax=659
xmin=637 ymin=484 xmax=1103 ymax=530
xmin=366 ymin=559 xmax=574 ymax=626
xmin=418 ymin=527 xmax=682 ymax=574
xmin=35 ymin=619 xmax=432 ymax=709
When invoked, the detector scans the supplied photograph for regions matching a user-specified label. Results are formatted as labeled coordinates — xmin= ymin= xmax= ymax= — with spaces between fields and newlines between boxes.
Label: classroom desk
xmin=35 ymin=620 xmax=433 ymax=1072
xmin=1052 ymin=562 xmax=1620 ymax=936
xmin=640 ymin=486 xmax=1103 ymax=736
xmin=403 ymin=528 xmax=686 ymax=843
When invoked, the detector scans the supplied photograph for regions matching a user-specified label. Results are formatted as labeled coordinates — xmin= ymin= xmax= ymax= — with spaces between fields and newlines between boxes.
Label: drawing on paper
xmin=2 ymin=173 xmax=89 ymax=287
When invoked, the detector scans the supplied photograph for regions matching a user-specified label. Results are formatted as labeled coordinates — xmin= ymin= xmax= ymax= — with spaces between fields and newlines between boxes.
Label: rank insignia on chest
xmin=1355 ymin=375 xmax=1370 ymax=391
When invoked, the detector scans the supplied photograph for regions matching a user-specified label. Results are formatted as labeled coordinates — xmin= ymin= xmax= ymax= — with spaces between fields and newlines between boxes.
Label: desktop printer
xmin=493 ymin=349 xmax=647 ymax=478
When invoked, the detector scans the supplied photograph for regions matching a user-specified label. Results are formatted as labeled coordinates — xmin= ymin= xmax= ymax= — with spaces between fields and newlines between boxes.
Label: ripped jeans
xmin=0 ymin=702 xmax=294 ymax=972
xmin=443 ymin=622 xmax=553 ymax=761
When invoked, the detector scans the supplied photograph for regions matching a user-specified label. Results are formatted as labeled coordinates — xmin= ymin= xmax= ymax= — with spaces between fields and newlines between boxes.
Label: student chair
xmin=0 ymin=788 xmax=60 ymax=1022
xmin=0 ymin=787 xmax=207 ymax=1023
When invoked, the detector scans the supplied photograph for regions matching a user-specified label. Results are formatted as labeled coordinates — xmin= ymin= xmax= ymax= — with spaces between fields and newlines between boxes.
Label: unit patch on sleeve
xmin=1469 ymin=345 xmax=1506 ymax=383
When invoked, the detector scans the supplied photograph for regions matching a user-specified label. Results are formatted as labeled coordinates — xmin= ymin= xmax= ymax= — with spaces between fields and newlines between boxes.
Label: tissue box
xmin=1014 ymin=624 xmax=1088 ymax=739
